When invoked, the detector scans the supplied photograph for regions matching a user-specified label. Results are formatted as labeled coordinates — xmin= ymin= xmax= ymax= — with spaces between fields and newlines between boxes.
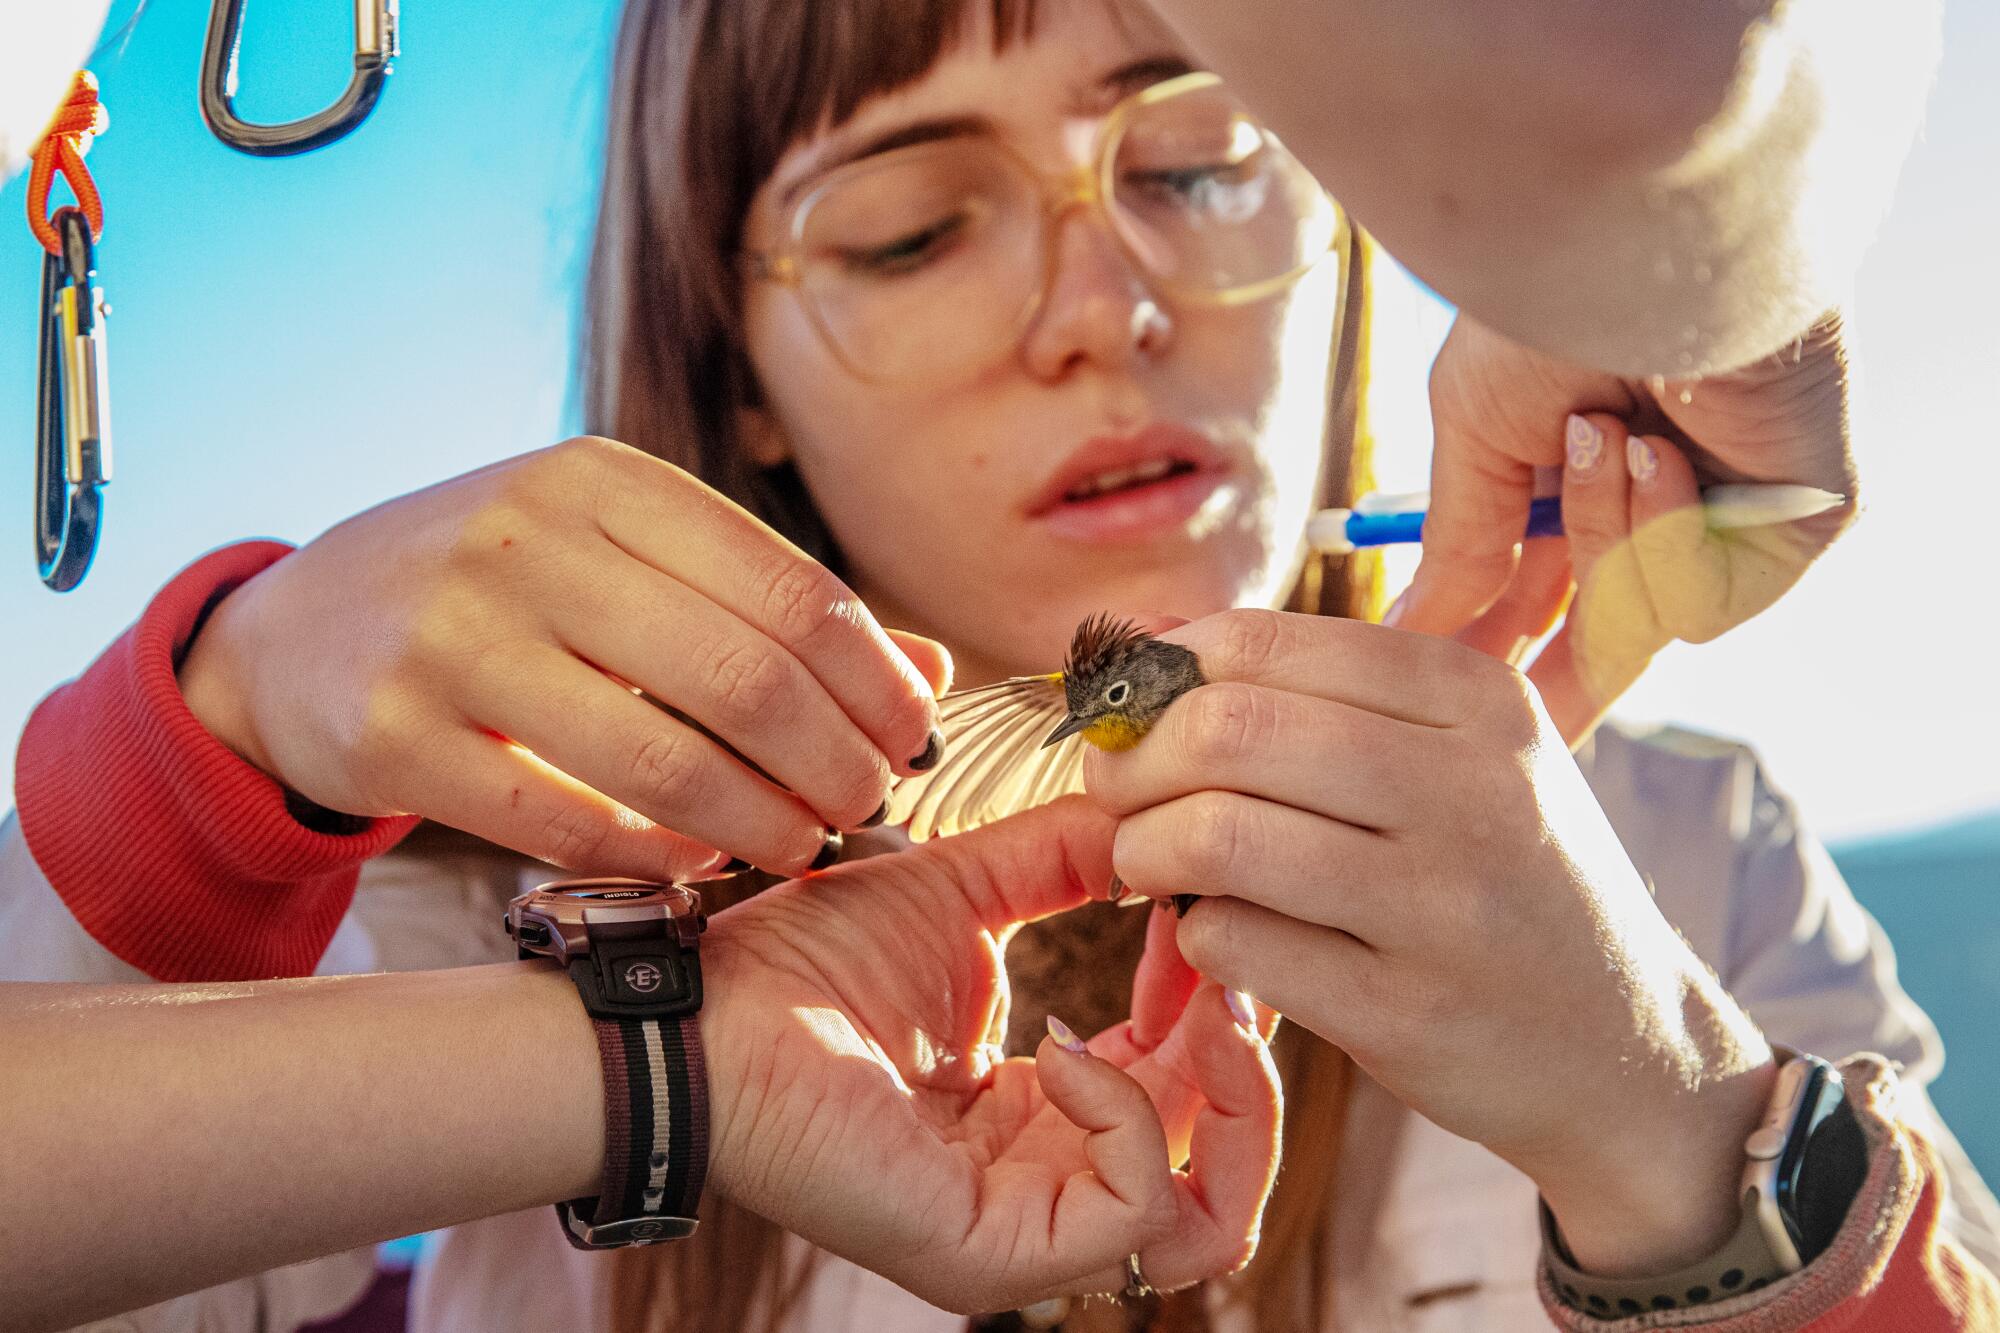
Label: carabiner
xmin=200 ymin=0 xmax=399 ymax=157
xmin=35 ymin=208 xmax=112 ymax=593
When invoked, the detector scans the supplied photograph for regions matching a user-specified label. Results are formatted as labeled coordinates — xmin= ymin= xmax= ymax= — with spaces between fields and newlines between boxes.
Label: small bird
xmin=886 ymin=614 xmax=1206 ymax=912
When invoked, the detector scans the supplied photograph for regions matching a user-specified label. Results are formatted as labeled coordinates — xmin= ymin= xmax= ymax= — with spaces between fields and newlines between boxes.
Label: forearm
xmin=1147 ymin=0 xmax=1939 ymax=375
xmin=0 ymin=963 xmax=602 ymax=1332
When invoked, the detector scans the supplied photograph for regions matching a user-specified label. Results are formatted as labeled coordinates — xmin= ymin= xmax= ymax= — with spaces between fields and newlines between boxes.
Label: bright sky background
xmin=1 ymin=0 xmax=1996 ymax=844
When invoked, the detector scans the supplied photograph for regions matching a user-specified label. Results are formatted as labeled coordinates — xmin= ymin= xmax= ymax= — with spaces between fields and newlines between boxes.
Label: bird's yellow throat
xmin=1080 ymin=714 xmax=1149 ymax=752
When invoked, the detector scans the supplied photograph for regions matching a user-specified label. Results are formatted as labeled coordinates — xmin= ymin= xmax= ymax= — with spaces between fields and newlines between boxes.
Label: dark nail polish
xmin=859 ymin=801 xmax=888 ymax=829
xmin=810 ymin=830 xmax=844 ymax=871
xmin=719 ymin=857 xmax=752 ymax=875
xmin=1172 ymin=893 xmax=1198 ymax=918
xmin=910 ymin=728 xmax=945 ymax=772
xmin=1106 ymin=872 xmax=1128 ymax=903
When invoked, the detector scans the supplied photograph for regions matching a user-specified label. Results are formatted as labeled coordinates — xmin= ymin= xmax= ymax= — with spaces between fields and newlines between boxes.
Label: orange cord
xmin=26 ymin=71 xmax=109 ymax=255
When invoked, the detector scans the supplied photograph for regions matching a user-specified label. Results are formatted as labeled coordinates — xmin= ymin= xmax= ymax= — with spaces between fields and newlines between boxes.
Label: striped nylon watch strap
xmin=559 ymin=1011 xmax=709 ymax=1248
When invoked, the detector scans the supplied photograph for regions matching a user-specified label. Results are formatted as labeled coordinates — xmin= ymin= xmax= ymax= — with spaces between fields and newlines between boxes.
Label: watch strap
xmin=1541 ymin=1197 xmax=1789 ymax=1318
xmin=1542 ymin=1053 xmax=1868 ymax=1318
xmin=558 ymin=1011 xmax=709 ymax=1248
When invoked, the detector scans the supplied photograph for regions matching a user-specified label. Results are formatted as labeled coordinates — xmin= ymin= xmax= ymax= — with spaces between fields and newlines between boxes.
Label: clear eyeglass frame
xmin=743 ymin=70 xmax=1353 ymax=384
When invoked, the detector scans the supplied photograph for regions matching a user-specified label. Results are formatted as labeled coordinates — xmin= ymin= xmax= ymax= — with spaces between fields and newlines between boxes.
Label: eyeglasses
xmin=745 ymin=71 xmax=1349 ymax=384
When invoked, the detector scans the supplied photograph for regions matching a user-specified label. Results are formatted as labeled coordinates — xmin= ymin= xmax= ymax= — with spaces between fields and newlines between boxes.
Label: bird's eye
xmin=1104 ymin=680 xmax=1132 ymax=707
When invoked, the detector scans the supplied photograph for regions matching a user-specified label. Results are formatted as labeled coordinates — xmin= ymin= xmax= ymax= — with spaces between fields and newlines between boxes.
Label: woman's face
xmin=740 ymin=1 xmax=1344 ymax=683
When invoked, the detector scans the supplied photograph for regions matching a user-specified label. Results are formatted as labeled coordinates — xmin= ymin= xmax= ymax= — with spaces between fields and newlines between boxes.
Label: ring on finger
xmin=1122 ymin=1251 xmax=1159 ymax=1302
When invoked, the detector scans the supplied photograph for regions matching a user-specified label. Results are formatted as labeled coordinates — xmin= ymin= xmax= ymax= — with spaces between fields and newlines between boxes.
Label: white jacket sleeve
xmin=1587 ymin=725 xmax=2000 ymax=1279
xmin=1718 ymin=757 xmax=2000 ymax=1278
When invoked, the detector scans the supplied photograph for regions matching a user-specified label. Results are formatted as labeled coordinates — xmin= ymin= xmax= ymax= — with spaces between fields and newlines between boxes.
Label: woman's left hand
xmin=702 ymin=797 xmax=1280 ymax=1313
xmin=1086 ymin=609 xmax=1778 ymax=1277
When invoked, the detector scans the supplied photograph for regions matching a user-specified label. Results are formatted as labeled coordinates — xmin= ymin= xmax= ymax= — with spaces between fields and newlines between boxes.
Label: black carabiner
xmin=35 ymin=208 xmax=111 ymax=593
xmin=201 ymin=0 xmax=399 ymax=157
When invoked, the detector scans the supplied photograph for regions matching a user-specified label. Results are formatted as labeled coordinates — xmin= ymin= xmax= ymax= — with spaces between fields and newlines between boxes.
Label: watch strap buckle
xmin=557 ymin=1198 xmax=699 ymax=1249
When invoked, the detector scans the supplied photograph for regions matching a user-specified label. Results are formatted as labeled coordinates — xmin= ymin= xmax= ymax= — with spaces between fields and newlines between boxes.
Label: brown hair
xmin=579 ymin=2 xmax=1382 ymax=1329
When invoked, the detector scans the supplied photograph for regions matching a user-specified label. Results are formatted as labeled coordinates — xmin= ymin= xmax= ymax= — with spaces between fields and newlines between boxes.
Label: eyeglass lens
xmin=789 ymin=82 xmax=1338 ymax=381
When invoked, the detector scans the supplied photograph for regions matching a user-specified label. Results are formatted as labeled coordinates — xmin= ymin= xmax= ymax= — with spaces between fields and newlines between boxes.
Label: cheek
xmin=1168 ymin=265 xmax=1343 ymax=514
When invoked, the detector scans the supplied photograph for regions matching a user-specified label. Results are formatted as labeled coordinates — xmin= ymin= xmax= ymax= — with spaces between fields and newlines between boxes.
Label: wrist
xmin=176 ymin=577 xmax=278 ymax=778
xmin=1541 ymin=1053 xmax=1778 ymax=1276
xmin=691 ymin=918 xmax=751 ymax=1202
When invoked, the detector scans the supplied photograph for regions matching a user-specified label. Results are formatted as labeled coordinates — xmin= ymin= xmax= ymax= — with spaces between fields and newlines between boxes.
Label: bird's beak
xmin=1042 ymin=714 xmax=1088 ymax=748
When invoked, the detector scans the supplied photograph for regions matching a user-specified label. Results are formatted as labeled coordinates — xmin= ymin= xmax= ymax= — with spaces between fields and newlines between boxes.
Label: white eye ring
xmin=1105 ymin=680 xmax=1131 ymax=707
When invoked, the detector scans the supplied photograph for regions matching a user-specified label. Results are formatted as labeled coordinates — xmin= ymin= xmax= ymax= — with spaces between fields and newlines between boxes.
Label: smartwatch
xmin=505 ymin=877 xmax=710 ymax=1248
xmin=1544 ymin=1051 xmax=1867 ymax=1317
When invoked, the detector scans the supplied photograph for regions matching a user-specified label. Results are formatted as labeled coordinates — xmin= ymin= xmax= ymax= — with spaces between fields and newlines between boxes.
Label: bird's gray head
xmin=1043 ymin=613 xmax=1207 ymax=749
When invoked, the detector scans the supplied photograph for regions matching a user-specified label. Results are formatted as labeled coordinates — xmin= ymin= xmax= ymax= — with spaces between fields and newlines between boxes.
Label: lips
xmin=1025 ymin=424 xmax=1226 ymax=515
xmin=1024 ymin=423 xmax=1234 ymax=544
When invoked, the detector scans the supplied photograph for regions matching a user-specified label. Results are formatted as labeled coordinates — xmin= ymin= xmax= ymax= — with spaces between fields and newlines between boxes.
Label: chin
xmin=1040 ymin=556 xmax=1277 ymax=640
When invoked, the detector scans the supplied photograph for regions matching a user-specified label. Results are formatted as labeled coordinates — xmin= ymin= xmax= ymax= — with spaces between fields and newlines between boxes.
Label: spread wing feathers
xmin=885 ymin=673 xmax=1087 ymax=841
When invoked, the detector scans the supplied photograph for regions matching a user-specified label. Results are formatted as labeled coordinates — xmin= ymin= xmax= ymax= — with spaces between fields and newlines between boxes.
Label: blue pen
xmin=1306 ymin=483 xmax=1848 ymax=556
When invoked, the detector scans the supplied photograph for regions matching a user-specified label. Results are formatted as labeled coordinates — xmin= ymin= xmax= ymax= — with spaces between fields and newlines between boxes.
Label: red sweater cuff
xmin=16 ymin=540 xmax=419 ymax=981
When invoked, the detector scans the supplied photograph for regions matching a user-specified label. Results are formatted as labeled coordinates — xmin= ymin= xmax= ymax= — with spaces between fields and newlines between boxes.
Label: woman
xmin=6 ymin=0 xmax=1995 ymax=1330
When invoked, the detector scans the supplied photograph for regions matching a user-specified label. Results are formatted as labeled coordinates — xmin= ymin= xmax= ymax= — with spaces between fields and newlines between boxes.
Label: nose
xmin=1017 ymin=204 xmax=1173 ymax=382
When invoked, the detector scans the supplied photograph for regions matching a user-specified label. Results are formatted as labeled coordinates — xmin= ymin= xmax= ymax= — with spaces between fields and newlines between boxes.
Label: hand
xmin=177 ymin=436 xmax=949 ymax=879
xmin=1085 ymin=609 xmax=1778 ymax=1277
xmin=699 ymin=798 xmax=1281 ymax=1313
xmin=1391 ymin=312 xmax=1859 ymax=744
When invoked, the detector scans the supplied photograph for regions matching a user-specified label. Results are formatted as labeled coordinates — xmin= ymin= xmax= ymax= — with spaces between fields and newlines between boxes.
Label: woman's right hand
xmin=177 ymin=436 xmax=948 ymax=879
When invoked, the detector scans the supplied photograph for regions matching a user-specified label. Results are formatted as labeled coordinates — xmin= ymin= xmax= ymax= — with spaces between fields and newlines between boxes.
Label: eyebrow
xmin=779 ymin=53 xmax=1200 ymax=208
xmin=1077 ymin=54 xmax=1198 ymax=113
xmin=784 ymin=115 xmax=995 ymax=208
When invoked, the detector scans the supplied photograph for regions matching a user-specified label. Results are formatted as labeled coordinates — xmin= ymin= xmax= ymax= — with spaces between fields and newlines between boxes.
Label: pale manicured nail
xmin=1626 ymin=435 xmax=1659 ymax=487
xmin=1381 ymin=589 xmax=1411 ymax=628
xmin=1565 ymin=413 xmax=1604 ymax=476
xmin=1225 ymin=990 xmax=1257 ymax=1030
xmin=1046 ymin=1014 xmax=1088 ymax=1055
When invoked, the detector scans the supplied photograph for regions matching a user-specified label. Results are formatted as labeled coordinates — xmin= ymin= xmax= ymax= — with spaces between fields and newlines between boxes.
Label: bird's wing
xmin=886 ymin=673 xmax=1088 ymax=840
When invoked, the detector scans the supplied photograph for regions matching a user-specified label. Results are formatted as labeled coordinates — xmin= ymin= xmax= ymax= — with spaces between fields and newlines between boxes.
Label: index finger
xmin=1156 ymin=608 xmax=1477 ymax=729
xmin=1388 ymin=421 xmax=1538 ymax=636
xmin=597 ymin=444 xmax=944 ymax=776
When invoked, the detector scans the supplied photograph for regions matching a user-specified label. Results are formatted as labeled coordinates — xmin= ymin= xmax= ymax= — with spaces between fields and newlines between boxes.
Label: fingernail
xmin=1172 ymin=893 xmax=1198 ymax=918
xmin=719 ymin=857 xmax=752 ymax=874
xmin=1565 ymin=413 xmax=1604 ymax=476
xmin=1626 ymin=434 xmax=1659 ymax=487
xmin=1381 ymin=589 xmax=1410 ymax=629
xmin=1107 ymin=872 xmax=1128 ymax=903
xmin=1046 ymin=1014 xmax=1088 ymax=1055
xmin=910 ymin=728 xmax=945 ymax=772
xmin=809 ymin=830 xmax=844 ymax=871
xmin=1225 ymin=989 xmax=1256 ymax=1029
xmin=858 ymin=801 xmax=888 ymax=829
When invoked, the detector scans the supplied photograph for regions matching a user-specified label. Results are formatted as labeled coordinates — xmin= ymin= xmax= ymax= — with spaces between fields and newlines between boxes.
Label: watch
xmin=1543 ymin=1051 xmax=1868 ymax=1317
xmin=505 ymin=876 xmax=710 ymax=1248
